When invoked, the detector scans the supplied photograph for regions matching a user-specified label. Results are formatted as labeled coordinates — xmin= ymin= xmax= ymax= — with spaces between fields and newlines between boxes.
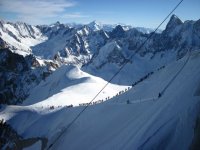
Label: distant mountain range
xmin=0 ymin=14 xmax=200 ymax=104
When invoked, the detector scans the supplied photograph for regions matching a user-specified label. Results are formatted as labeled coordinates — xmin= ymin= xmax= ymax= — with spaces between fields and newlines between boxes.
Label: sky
xmin=0 ymin=0 xmax=199 ymax=28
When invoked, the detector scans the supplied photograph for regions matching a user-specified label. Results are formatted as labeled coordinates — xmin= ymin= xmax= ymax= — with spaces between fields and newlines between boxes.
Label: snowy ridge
xmin=23 ymin=65 xmax=128 ymax=107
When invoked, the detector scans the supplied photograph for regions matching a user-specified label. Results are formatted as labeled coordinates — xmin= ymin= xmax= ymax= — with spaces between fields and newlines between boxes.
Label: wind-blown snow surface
xmin=23 ymin=65 xmax=128 ymax=107
xmin=1 ymin=50 xmax=200 ymax=150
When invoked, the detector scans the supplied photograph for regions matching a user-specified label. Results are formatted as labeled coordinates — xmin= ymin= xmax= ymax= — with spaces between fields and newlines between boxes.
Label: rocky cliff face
xmin=0 ymin=47 xmax=58 ymax=104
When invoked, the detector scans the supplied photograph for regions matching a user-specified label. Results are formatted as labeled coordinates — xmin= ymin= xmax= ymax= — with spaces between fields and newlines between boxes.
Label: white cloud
xmin=62 ymin=13 xmax=89 ymax=19
xmin=0 ymin=0 xmax=87 ymax=24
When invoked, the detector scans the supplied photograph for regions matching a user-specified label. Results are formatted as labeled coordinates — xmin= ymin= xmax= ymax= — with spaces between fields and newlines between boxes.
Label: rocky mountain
xmin=0 ymin=15 xmax=200 ymax=104
xmin=85 ymin=15 xmax=200 ymax=81
xmin=0 ymin=47 xmax=59 ymax=104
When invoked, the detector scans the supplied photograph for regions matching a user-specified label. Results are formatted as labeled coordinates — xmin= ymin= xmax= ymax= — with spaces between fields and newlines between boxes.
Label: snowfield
xmin=22 ymin=65 xmax=128 ymax=107
xmin=0 ymin=50 xmax=200 ymax=150
xmin=22 ymin=46 xmax=177 ymax=107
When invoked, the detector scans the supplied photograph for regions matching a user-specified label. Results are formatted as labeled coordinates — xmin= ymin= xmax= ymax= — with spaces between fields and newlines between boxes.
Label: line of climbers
xmin=79 ymin=100 xmax=104 ymax=106
xmin=49 ymin=104 xmax=73 ymax=110
xmin=79 ymin=65 xmax=166 ymax=107
xmin=48 ymin=65 xmax=166 ymax=109
xmin=131 ymin=71 xmax=154 ymax=87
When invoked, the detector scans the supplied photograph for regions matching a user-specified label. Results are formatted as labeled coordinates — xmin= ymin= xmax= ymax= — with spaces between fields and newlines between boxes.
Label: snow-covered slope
xmin=84 ymin=41 xmax=177 ymax=85
xmin=22 ymin=39 xmax=178 ymax=107
xmin=85 ymin=15 xmax=200 ymax=83
xmin=0 ymin=20 xmax=47 ymax=55
xmin=1 ymin=50 xmax=200 ymax=150
xmin=23 ymin=65 xmax=128 ymax=107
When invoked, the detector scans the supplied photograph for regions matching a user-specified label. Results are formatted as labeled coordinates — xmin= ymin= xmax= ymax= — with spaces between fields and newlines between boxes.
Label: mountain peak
xmin=110 ymin=25 xmax=125 ymax=38
xmin=90 ymin=20 xmax=97 ymax=24
xmin=170 ymin=14 xmax=182 ymax=23
xmin=55 ymin=21 xmax=60 ymax=25
xmin=114 ymin=25 xmax=124 ymax=32
xmin=165 ymin=14 xmax=183 ymax=30
xmin=90 ymin=20 xmax=101 ymax=25
xmin=87 ymin=20 xmax=102 ymax=31
xmin=50 ymin=21 xmax=61 ymax=27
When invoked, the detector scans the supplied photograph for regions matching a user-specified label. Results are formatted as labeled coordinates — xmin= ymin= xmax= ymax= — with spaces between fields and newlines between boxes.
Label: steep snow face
xmin=0 ymin=20 xmax=47 ymax=55
xmin=84 ymin=46 xmax=177 ymax=85
xmin=1 ymin=50 xmax=200 ymax=150
xmin=90 ymin=41 xmax=126 ymax=68
xmin=32 ymin=24 xmax=74 ymax=59
xmin=22 ymin=65 xmax=128 ymax=107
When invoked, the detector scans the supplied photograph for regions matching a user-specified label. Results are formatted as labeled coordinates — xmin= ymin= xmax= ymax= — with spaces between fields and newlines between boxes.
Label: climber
xmin=158 ymin=92 xmax=162 ymax=98
xmin=127 ymin=100 xmax=130 ymax=104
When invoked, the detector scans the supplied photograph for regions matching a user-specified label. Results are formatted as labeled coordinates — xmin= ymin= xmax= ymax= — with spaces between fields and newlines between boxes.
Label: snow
xmin=87 ymin=21 xmax=102 ymax=31
xmin=31 ymin=25 xmax=92 ymax=60
xmin=77 ymin=27 xmax=89 ymax=35
xmin=85 ymin=48 xmax=177 ymax=85
xmin=22 ymin=65 xmax=128 ymax=107
xmin=91 ymin=41 xmax=122 ymax=67
xmin=35 ymin=58 xmax=46 ymax=66
xmin=0 ymin=21 xmax=47 ymax=56
xmin=0 ymin=50 xmax=200 ymax=150
xmin=135 ymin=27 xmax=162 ymax=34
xmin=32 ymin=33 xmax=68 ymax=59
xmin=1 ymin=17 xmax=200 ymax=149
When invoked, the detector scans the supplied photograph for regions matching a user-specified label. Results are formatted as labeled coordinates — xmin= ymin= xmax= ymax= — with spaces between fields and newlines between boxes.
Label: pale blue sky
xmin=0 ymin=0 xmax=199 ymax=28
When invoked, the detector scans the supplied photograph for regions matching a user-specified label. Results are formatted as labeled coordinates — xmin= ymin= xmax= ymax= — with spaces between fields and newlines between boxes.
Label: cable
xmin=47 ymin=0 xmax=184 ymax=149
xmin=160 ymin=48 xmax=191 ymax=96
